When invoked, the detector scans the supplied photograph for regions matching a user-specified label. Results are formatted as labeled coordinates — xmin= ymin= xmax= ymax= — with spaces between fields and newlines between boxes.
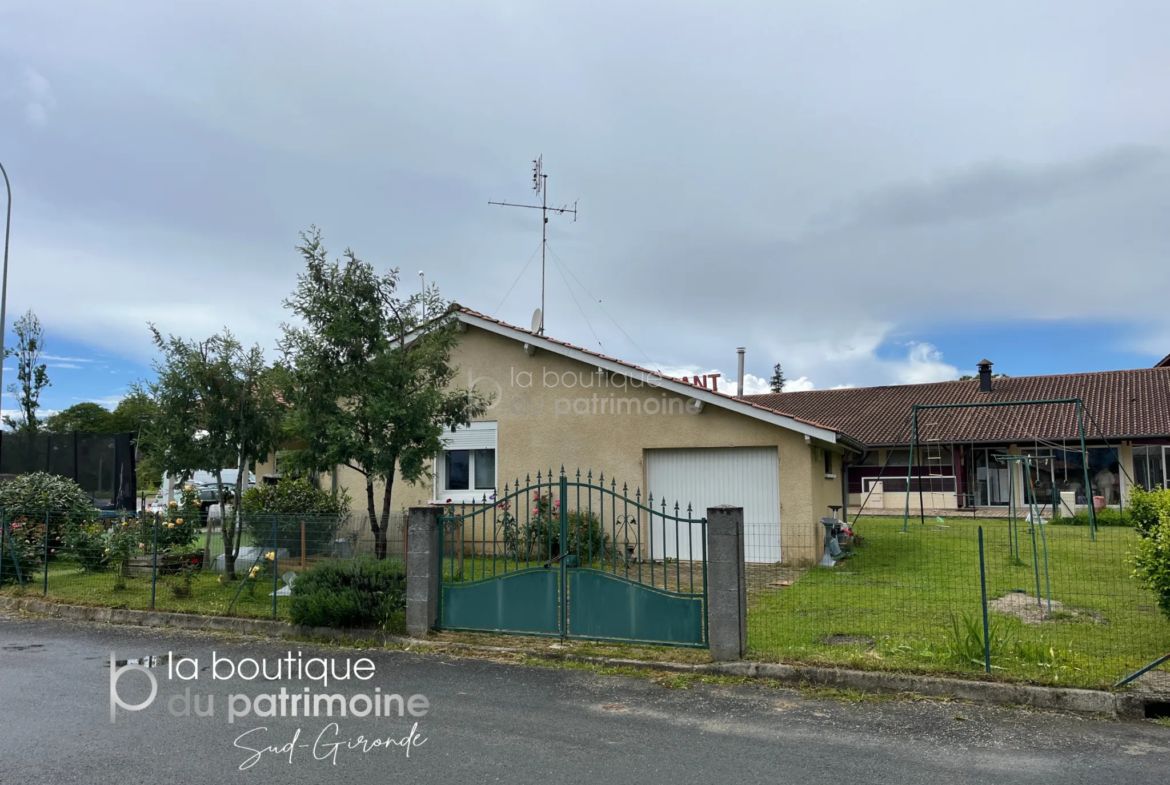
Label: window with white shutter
xmin=435 ymin=422 xmax=498 ymax=503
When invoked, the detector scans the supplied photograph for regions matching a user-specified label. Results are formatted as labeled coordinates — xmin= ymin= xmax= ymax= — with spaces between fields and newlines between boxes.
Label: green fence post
xmin=1076 ymin=400 xmax=1096 ymax=541
xmin=272 ymin=516 xmax=279 ymax=620
xmin=559 ymin=471 xmax=568 ymax=639
xmin=903 ymin=406 xmax=917 ymax=533
xmin=1026 ymin=469 xmax=1053 ymax=617
xmin=42 ymin=510 xmax=50 ymax=595
xmin=3 ymin=512 xmax=24 ymax=588
xmin=1007 ymin=468 xmax=1016 ymax=560
xmin=1028 ymin=503 xmax=1043 ymax=608
xmin=978 ymin=526 xmax=991 ymax=674
xmin=150 ymin=514 xmax=159 ymax=610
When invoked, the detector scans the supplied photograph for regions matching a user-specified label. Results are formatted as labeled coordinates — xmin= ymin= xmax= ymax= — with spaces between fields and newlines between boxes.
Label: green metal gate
xmin=438 ymin=468 xmax=708 ymax=647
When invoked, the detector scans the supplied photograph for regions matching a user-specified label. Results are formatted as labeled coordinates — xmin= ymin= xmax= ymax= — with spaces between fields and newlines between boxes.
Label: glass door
xmin=974 ymin=448 xmax=1011 ymax=506
xmin=1133 ymin=445 xmax=1168 ymax=491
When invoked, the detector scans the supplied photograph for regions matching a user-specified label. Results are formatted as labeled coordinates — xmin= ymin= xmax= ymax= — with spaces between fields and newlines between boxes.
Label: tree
xmin=109 ymin=389 xmax=164 ymax=489
xmin=107 ymin=390 xmax=160 ymax=435
xmin=4 ymin=310 xmax=51 ymax=432
xmin=139 ymin=329 xmax=284 ymax=577
xmin=43 ymin=402 xmax=113 ymax=433
xmin=769 ymin=363 xmax=785 ymax=394
xmin=279 ymin=227 xmax=489 ymax=559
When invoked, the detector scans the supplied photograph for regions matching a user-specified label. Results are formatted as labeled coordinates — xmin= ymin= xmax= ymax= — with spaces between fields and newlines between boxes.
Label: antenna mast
xmin=489 ymin=155 xmax=577 ymax=334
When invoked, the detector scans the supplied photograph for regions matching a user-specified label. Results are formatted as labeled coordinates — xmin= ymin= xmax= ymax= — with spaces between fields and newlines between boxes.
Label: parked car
xmin=146 ymin=471 xmax=256 ymax=513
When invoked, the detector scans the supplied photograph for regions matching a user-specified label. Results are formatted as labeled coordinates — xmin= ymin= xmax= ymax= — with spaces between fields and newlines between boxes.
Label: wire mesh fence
xmin=0 ymin=508 xmax=404 ymax=621
xmin=5 ymin=503 xmax=1169 ymax=690
xmin=744 ymin=515 xmax=1170 ymax=690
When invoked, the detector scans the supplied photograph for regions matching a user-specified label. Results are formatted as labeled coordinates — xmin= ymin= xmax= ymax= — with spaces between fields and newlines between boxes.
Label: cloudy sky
xmin=2 ymin=0 xmax=1168 ymax=414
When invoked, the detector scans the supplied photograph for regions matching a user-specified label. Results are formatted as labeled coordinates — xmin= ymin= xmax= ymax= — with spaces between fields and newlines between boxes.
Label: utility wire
xmin=491 ymin=240 xmax=544 ymax=318
xmin=545 ymin=242 xmax=663 ymax=374
xmin=551 ymin=254 xmax=604 ymax=351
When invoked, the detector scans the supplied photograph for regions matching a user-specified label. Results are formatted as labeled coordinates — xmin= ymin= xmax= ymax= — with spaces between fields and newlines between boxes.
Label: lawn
xmin=746 ymin=516 xmax=1170 ymax=689
xmin=3 ymin=564 xmax=294 ymax=620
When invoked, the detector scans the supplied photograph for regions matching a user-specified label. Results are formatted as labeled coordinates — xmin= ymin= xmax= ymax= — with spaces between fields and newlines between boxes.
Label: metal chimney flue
xmin=737 ymin=347 xmax=746 ymax=397
xmin=977 ymin=359 xmax=994 ymax=393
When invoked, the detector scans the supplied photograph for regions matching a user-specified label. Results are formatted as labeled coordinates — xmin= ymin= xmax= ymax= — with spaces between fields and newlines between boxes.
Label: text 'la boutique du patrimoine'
xmin=109 ymin=651 xmax=430 ymax=724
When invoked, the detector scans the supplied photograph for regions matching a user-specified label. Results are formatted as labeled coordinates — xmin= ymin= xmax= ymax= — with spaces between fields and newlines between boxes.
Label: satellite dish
xmin=531 ymin=308 xmax=543 ymax=333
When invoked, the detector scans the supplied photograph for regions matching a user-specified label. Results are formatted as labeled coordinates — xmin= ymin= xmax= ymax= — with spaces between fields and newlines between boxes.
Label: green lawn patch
xmin=747 ymin=516 xmax=1170 ymax=689
xmin=2 ymin=562 xmax=292 ymax=620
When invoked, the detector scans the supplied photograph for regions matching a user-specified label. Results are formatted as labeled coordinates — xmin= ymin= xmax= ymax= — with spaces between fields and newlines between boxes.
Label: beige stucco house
xmin=258 ymin=307 xmax=862 ymax=565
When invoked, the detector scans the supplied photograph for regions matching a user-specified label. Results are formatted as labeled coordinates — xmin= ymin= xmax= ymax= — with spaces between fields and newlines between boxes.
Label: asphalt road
xmin=1 ymin=614 xmax=1168 ymax=785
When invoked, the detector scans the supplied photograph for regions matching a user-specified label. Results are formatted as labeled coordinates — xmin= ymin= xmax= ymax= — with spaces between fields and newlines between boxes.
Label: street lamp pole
xmin=0 ymin=161 xmax=10 ymax=449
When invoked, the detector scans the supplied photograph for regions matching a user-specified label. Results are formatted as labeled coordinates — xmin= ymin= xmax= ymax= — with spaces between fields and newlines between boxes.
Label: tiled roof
xmin=453 ymin=306 xmax=853 ymax=440
xmin=742 ymin=368 xmax=1170 ymax=446
xmin=1156 ymin=352 xmax=1170 ymax=368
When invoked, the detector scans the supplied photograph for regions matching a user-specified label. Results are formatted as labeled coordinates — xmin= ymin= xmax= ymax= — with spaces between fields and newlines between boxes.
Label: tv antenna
xmin=489 ymin=155 xmax=577 ymax=334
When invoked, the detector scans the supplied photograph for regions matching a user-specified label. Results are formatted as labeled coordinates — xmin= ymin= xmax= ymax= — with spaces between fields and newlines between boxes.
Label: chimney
xmin=737 ymin=347 xmax=746 ymax=397
xmin=977 ymin=359 xmax=994 ymax=393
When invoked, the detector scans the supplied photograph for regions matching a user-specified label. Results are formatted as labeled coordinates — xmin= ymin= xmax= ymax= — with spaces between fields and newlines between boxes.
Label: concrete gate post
xmin=406 ymin=506 xmax=443 ymax=637
xmin=706 ymin=505 xmax=747 ymax=661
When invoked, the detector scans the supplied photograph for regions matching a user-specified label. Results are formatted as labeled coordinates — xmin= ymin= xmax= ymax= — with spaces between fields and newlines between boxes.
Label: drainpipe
xmin=737 ymin=347 xmax=745 ymax=397
xmin=841 ymin=451 xmax=850 ymax=523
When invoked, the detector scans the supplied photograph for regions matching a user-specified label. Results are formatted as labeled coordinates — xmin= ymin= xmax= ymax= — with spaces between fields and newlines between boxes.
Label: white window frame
xmin=434 ymin=422 xmax=498 ymax=504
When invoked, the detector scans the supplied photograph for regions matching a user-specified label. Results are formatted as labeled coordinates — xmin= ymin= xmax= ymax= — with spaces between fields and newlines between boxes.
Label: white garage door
xmin=645 ymin=447 xmax=781 ymax=564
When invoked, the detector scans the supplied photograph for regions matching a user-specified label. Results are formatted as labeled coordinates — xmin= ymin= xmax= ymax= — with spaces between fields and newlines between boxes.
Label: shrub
xmin=1129 ymin=486 xmax=1170 ymax=537
xmin=149 ymin=513 xmax=200 ymax=551
xmin=289 ymin=557 xmax=404 ymax=629
xmin=0 ymin=472 xmax=99 ymax=515
xmin=241 ymin=477 xmax=351 ymax=555
xmin=245 ymin=550 xmax=276 ymax=597
xmin=510 ymin=492 xmax=608 ymax=562
xmin=1052 ymin=507 xmax=1127 ymax=527
xmin=167 ymin=558 xmax=200 ymax=599
xmin=106 ymin=518 xmax=147 ymax=588
xmin=1051 ymin=491 xmax=1170 ymax=531
xmin=0 ymin=518 xmax=44 ymax=585
xmin=1132 ymin=515 xmax=1170 ymax=618
xmin=61 ymin=521 xmax=109 ymax=572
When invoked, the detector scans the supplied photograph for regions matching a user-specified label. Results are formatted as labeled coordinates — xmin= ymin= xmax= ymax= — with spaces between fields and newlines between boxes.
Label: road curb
xmin=0 ymin=595 xmax=1151 ymax=719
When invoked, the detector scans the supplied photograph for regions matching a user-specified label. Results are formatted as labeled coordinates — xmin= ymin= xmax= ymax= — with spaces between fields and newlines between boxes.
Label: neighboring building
xmin=258 ymin=307 xmax=863 ymax=565
xmin=744 ymin=359 xmax=1170 ymax=515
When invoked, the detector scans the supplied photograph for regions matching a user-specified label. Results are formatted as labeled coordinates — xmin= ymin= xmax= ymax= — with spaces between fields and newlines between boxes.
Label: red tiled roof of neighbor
xmin=742 ymin=368 xmax=1170 ymax=446
xmin=453 ymin=306 xmax=848 ymax=437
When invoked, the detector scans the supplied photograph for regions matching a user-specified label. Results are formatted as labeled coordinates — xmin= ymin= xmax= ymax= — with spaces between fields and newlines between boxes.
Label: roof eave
xmin=456 ymin=309 xmax=842 ymax=443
